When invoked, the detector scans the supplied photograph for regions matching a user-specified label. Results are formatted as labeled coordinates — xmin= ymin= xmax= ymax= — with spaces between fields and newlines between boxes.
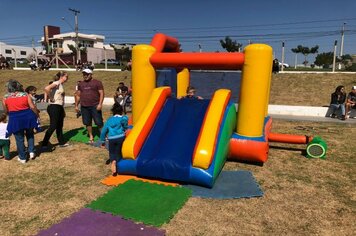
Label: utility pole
xmin=339 ymin=22 xmax=346 ymax=70
xmin=340 ymin=22 xmax=346 ymax=57
xmin=281 ymin=41 xmax=285 ymax=72
xmin=69 ymin=8 xmax=80 ymax=62
xmin=332 ymin=40 xmax=337 ymax=73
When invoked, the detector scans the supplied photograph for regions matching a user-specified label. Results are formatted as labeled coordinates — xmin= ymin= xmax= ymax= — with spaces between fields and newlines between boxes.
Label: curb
xmin=65 ymin=96 xmax=354 ymax=118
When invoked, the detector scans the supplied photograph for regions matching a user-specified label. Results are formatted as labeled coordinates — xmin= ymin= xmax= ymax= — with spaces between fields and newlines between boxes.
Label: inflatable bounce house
xmin=117 ymin=33 xmax=327 ymax=188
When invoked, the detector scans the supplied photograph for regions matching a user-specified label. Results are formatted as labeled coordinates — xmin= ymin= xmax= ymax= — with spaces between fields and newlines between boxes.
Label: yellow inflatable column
xmin=177 ymin=68 xmax=190 ymax=98
xmin=264 ymin=55 xmax=273 ymax=116
xmin=236 ymin=44 xmax=272 ymax=137
xmin=132 ymin=45 xmax=156 ymax=125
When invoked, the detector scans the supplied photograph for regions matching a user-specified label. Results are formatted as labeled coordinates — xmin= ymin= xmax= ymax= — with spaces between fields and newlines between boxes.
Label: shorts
xmin=81 ymin=105 xmax=103 ymax=127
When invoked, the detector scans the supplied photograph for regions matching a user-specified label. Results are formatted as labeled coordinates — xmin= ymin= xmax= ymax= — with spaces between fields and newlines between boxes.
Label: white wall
xmin=87 ymin=47 xmax=115 ymax=64
xmin=0 ymin=42 xmax=41 ymax=59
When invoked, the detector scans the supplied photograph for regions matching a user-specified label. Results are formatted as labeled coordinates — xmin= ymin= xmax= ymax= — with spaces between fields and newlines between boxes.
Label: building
xmin=0 ymin=42 xmax=41 ymax=60
xmin=41 ymin=25 xmax=115 ymax=64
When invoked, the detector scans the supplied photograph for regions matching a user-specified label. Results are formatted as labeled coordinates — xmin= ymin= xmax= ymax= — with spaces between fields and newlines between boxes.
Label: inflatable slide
xmin=119 ymin=87 xmax=236 ymax=187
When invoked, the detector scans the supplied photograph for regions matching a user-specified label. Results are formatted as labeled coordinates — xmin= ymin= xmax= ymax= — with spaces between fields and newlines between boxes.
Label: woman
xmin=329 ymin=85 xmax=347 ymax=120
xmin=2 ymin=80 xmax=40 ymax=163
xmin=41 ymin=71 xmax=69 ymax=150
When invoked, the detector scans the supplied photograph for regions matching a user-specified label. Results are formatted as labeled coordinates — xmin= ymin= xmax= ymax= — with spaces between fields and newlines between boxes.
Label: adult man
xmin=75 ymin=69 xmax=104 ymax=143
xmin=346 ymin=86 xmax=356 ymax=118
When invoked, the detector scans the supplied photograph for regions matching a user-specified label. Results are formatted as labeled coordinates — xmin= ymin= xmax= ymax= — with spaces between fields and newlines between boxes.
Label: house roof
xmin=41 ymin=32 xmax=105 ymax=42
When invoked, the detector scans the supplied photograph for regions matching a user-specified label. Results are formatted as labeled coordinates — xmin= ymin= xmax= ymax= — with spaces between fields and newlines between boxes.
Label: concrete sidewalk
xmin=1 ymin=100 xmax=355 ymax=124
xmin=269 ymin=114 xmax=356 ymax=124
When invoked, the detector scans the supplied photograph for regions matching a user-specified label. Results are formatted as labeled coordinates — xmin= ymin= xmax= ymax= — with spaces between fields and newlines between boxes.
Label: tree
xmin=314 ymin=52 xmax=352 ymax=69
xmin=220 ymin=36 xmax=242 ymax=52
xmin=291 ymin=45 xmax=319 ymax=66
xmin=110 ymin=44 xmax=132 ymax=65
xmin=67 ymin=44 xmax=87 ymax=58
xmin=314 ymin=52 xmax=333 ymax=68
xmin=339 ymin=54 xmax=353 ymax=67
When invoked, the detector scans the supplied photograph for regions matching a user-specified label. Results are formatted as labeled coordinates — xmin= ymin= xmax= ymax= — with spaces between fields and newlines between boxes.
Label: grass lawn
xmin=0 ymin=71 xmax=355 ymax=235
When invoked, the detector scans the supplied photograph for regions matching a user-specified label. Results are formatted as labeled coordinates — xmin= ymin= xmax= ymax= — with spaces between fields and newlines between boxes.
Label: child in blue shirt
xmin=100 ymin=103 xmax=128 ymax=176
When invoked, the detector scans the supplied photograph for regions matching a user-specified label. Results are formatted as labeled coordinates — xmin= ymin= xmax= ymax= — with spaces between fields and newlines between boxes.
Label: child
xmin=184 ymin=86 xmax=203 ymax=99
xmin=0 ymin=113 xmax=10 ymax=160
xmin=100 ymin=103 xmax=128 ymax=176
xmin=25 ymin=86 xmax=42 ymax=133
xmin=25 ymin=86 xmax=38 ymax=104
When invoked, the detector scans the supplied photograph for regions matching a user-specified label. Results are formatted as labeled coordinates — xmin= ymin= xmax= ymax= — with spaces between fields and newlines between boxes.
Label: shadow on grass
xmin=269 ymin=145 xmax=307 ymax=156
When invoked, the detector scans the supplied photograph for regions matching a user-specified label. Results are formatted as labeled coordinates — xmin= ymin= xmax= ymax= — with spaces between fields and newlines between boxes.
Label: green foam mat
xmin=63 ymin=126 xmax=101 ymax=143
xmin=86 ymin=179 xmax=191 ymax=226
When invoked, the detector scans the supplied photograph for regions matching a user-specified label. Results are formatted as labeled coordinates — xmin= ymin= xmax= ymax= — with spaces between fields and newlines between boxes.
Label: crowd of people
xmin=0 ymin=69 xmax=130 ymax=176
xmin=0 ymin=69 xmax=206 ymax=176
xmin=328 ymin=85 xmax=356 ymax=120
xmin=75 ymin=60 xmax=95 ymax=71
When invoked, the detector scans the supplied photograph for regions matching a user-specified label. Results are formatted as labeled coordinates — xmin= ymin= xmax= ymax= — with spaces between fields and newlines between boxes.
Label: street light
xmin=68 ymin=8 xmax=80 ymax=61
xmin=61 ymin=17 xmax=74 ymax=30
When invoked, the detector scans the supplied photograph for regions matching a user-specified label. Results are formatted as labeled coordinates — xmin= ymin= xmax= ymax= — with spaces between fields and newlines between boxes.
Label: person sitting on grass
xmin=345 ymin=86 xmax=356 ymax=118
xmin=329 ymin=85 xmax=346 ymax=120
xmin=100 ymin=103 xmax=128 ymax=176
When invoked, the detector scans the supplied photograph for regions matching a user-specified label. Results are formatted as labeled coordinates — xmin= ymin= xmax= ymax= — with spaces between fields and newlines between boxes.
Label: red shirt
xmin=4 ymin=92 xmax=30 ymax=112
xmin=78 ymin=79 xmax=104 ymax=107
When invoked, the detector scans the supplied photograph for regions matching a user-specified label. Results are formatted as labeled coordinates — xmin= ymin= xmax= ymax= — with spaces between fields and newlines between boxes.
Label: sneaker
xmin=40 ymin=146 xmax=54 ymax=152
xmin=17 ymin=157 xmax=26 ymax=164
xmin=30 ymin=152 xmax=35 ymax=160
xmin=59 ymin=143 xmax=70 ymax=148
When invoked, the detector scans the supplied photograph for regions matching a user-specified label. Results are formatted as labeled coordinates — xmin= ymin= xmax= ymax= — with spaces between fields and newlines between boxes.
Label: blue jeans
xmin=108 ymin=136 xmax=125 ymax=162
xmin=330 ymin=104 xmax=345 ymax=116
xmin=14 ymin=129 xmax=35 ymax=160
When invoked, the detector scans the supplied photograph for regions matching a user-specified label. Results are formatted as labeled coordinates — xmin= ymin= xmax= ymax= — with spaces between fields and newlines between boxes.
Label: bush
xmin=346 ymin=64 xmax=356 ymax=72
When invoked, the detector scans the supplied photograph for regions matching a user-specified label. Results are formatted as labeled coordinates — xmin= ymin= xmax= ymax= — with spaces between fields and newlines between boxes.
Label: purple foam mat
xmin=36 ymin=208 xmax=165 ymax=236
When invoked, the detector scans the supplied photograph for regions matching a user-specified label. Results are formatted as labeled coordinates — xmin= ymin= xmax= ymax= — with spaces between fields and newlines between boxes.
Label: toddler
xmin=100 ymin=103 xmax=128 ymax=176
xmin=25 ymin=86 xmax=42 ymax=133
xmin=0 ymin=113 xmax=10 ymax=160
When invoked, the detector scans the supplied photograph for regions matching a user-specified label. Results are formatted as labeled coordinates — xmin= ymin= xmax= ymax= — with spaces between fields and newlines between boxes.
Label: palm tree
xmin=220 ymin=36 xmax=243 ymax=52
xmin=291 ymin=45 xmax=319 ymax=66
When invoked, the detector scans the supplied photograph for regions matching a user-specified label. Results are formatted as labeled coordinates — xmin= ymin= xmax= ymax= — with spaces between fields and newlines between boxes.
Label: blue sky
xmin=1 ymin=0 xmax=356 ymax=65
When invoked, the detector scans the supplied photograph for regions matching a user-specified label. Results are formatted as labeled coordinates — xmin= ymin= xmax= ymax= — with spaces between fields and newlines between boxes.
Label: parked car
xmin=8 ymin=58 xmax=28 ymax=64
xmin=278 ymin=62 xmax=289 ymax=68
xmin=100 ymin=59 xmax=119 ymax=65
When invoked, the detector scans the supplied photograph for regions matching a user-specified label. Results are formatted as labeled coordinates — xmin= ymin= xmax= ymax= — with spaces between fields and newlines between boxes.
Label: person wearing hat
xmin=346 ymin=86 xmax=356 ymax=118
xmin=75 ymin=68 xmax=104 ymax=143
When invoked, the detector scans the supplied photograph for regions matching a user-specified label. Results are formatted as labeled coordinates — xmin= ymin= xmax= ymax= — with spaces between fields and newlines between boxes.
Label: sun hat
xmin=82 ymin=68 xmax=93 ymax=74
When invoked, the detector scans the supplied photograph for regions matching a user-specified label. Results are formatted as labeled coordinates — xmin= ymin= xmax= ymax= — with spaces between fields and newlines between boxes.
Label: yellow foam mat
xmin=101 ymin=175 xmax=179 ymax=187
